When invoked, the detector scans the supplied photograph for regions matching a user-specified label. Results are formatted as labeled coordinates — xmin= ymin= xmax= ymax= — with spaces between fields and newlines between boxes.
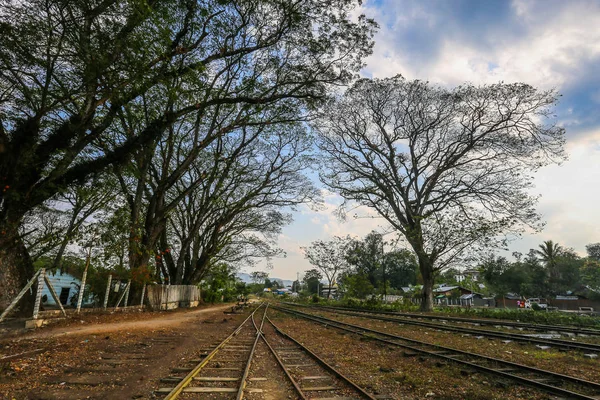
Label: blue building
xmin=42 ymin=270 xmax=92 ymax=307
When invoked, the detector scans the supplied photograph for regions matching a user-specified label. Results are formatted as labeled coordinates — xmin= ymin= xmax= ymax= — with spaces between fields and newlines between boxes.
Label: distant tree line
xmin=440 ymin=241 xmax=600 ymax=301
xmin=303 ymin=232 xmax=418 ymax=300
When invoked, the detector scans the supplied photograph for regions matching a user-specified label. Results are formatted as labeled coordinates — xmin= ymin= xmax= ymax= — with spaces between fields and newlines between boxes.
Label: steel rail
xmin=284 ymin=302 xmax=600 ymax=337
xmin=274 ymin=305 xmax=600 ymax=400
xmin=263 ymin=311 xmax=378 ymax=400
xmin=236 ymin=304 xmax=269 ymax=400
xmin=301 ymin=305 xmax=600 ymax=353
xmin=257 ymin=311 xmax=308 ymax=400
xmin=163 ymin=302 xmax=264 ymax=400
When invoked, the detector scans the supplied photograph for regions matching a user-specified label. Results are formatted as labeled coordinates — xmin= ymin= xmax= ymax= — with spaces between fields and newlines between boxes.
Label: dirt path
xmin=0 ymin=303 xmax=249 ymax=399
xmin=15 ymin=303 xmax=233 ymax=340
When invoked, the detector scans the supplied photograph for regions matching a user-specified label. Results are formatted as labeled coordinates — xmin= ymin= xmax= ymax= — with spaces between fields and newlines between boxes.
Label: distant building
xmin=321 ymin=284 xmax=338 ymax=299
xmin=454 ymin=269 xmax=481 ymax=283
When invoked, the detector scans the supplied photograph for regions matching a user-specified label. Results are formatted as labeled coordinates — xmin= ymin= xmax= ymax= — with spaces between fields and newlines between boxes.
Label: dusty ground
xmin=268 ymin=310 xmax=551 ymax=400
xmin=308 ymin=308 xmax=600 ymax=384
xmin=1 ymin=302 xmax=597 ymax=400
xmin=0 ymin=303 xmax=242 ymax=399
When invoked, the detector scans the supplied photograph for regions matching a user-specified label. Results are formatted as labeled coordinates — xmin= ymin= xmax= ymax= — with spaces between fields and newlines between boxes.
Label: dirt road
xmin=0 ymin=303 xmax=246 ymax=399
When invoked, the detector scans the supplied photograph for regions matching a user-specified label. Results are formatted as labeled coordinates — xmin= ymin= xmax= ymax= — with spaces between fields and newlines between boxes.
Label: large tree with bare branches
xmin=316 ymin=76 xmax=566 ymax=311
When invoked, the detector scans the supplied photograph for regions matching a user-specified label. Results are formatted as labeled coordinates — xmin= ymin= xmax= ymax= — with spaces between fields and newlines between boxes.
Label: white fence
xmin=146 ymin=285 xmax=200 ymax=310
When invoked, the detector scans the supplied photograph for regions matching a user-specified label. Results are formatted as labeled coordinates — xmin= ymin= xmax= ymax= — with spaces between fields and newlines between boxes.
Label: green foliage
xmin=581 ymin=260 xmax=600 ymax=290
xmin=200 ymin=264 xmax=242 ymax=303
xmin=340 ymin=273 xmax=374 ymax=299
xmin=303 ymin=268 xmax=323 ymax=295
xmin=343 ymin=231 xmax=417 ymax=299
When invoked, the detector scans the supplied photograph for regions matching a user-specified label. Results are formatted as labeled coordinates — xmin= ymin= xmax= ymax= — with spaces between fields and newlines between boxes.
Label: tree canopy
xmin=0 ymin=0 xmax=377 ymax=310
xmin=315 ymin=75 xmax=566 ymax=310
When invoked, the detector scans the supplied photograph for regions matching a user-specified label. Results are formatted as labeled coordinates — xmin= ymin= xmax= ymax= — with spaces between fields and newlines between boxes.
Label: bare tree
xmin=159 ymin=122 xmax=318 ymax=284
xmin=303 ymin=236 xmax=351 ymax=299
xmin=316 ymin=76 xmax=566 ymax=311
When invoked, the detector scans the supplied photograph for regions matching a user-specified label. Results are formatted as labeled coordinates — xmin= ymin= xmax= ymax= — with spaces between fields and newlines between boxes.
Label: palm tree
xmin=535 ymin=240 xmax=563 ymax=279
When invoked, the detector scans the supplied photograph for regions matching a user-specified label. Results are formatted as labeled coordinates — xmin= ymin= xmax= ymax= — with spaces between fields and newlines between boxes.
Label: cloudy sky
xmin=243 ymin=0 xmax=600 ymax=281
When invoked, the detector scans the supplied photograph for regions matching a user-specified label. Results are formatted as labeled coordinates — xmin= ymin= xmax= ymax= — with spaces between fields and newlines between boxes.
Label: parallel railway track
xmin=283 ymin=302 xmax=600 ymax=337
xmin=274 ymin=305 xmax=600 ymax=400
xmin=283 ymin=303 xmax=600 ymax=354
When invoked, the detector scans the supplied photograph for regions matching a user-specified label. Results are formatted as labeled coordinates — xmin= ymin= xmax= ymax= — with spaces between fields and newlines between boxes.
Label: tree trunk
xmin=0 ymin=218 xmax=35 ymax=315
xmin=418 ymin=257 xmax=435 ymax=312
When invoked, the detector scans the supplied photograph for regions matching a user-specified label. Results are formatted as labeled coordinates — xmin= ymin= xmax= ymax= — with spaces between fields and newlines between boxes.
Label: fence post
xmin=103 ymin=275 xmax=112 ymax=310
xmin=43 ymin=274 xmax=67 ymax=317
xmin=123 ymin=279 xmax=131 ymax=307
xmin=76 ymin=263 xmax=89 ymax=313
xmin=114 ymin=280 xmax=131 ymax=311
xmin=32 ymin=269 xmax=46 ymax=320
xmin=139 ymin=284 xmax=146 ymax=309
xmin=0 ymin=269 xmax=43 ymax=323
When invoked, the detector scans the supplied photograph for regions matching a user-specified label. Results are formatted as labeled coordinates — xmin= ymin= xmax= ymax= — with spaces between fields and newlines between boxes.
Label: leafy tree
xmin=585 ymin=243 xmax=600 ymax=261
xmin=303 ymin=236 xmax=350 ymax=299
xmin=346 ymin=232 xmax=384 ymax=288
xmin=302 ymin=269 xmax=323 ymax=295
xmin=264 ymin=278 xmax=272 ymax=289
xmin=518 ymin=250 xmax=548 ymax=297
xmin=315 ymin=76 xmax=565 ymax=311
xmin=201 ymin=264 xmax=238 ymax=303
xmin=291 ymin=280 xmax=300 ymax=293
xmin=0 ymin=0 xmax=376 ymax=309
xmin=581 ymin=260 xmax=600 ymax=291
xmin=535 ymin=240 xmax=564 ymax=281
xmin=551 ymin=252 xmax=582 ymax=294
xmin=250 ymin=271 xmax=269 ymax=285
xmin=339 ymin=272 xmax=374 ymax=299
xmin=437 ymin=268 xmax=461 ymax=286
xmin=159 ymin=124 xmax=317 ymax=285
xmin=385 ymin=249 xmax=418 ymax=289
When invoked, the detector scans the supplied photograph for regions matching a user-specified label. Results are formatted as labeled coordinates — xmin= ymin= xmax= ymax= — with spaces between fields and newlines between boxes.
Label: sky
xmin=242 ymin=0 xmax=600 ymax=281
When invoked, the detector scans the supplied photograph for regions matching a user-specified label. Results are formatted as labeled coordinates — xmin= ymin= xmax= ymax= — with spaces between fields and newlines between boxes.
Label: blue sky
xmin=244 ymin=0 xmax=600 ymax=280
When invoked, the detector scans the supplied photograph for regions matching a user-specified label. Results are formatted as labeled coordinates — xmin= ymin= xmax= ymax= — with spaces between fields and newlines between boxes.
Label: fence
xmin=146 ymin=285 xmax=200 ymax=310
xmin=0 ymin=268 xmax=202 ymax=327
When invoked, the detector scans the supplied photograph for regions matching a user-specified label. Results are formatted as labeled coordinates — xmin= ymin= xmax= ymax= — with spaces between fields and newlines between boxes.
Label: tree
xmin=585 ymin=243 xmax=600 ymax=261
xmin=0 ymin=0 xmax=376 ymax=309
xmin=339 ymin=272 xmax=374 ymax=299
xmin=581 ymin=260 xmax=600 ymax=291
xmin=385 ymin=249 xmax=418 ymax=289
xmin=315 ymin=76 xmax=565 ymax=311
xmin=303 ymin=236 xmax=350 ymax=299
xmin=480 ymin=256 xmax=519 ymax=305
xmin=346 ymin=232 xmax=385 ymax=289
xmin=159 ymin=123 xmax=317 ymax=285
xmin=250 ymin=271 xmax=269 ymax=285
xmin=346 ymin=231 xmax=417 ymax=296
xmin=291 ymin=280 xmax=301 ymax=293
xmin=535 ymin=240 xmax=564 ymax=280
xmin=302 ymin=269 xmax=323 ymax=295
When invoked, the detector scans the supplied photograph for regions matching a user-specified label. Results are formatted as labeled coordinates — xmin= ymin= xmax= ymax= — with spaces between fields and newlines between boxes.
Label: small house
xmin=42 ymin=269 xmax=93 ymax=308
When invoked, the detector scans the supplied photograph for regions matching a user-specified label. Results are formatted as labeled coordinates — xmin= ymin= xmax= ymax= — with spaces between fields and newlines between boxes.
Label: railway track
xmin=284 ymin=303 xmax=600 ymax=354
xmin=283 ymin=302 xmax=600 ymax=337
xmin=157 ymin=303 xmax=376 ymax=399
xmin=274 ymin=305 xmax=600 ymax=400
xmin=260 ymin=313 xmax=377 ymax=400
xmin=156 ymin=303 xmax=265 ymax=398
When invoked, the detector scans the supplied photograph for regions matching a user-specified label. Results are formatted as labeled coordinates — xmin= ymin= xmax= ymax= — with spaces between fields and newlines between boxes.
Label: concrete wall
xmin=146 ymin=285 xmax=200 ymax=310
